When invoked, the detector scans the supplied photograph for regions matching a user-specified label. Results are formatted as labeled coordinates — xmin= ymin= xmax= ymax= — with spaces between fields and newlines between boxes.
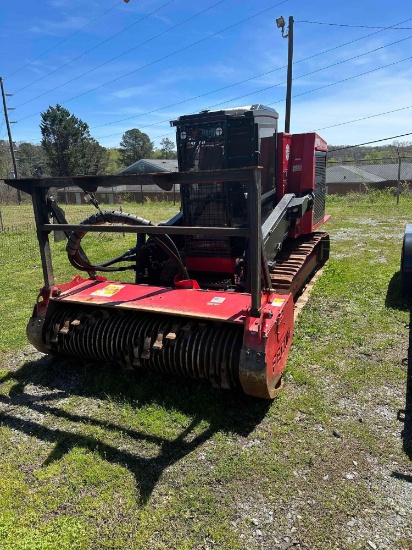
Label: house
xmin=119 ymin=158 xmax=178 ymax=175
xmin=326 ymin=162 xmax=412 ymax=194
xmin=57 ymin=158 xmax=180 ymax=204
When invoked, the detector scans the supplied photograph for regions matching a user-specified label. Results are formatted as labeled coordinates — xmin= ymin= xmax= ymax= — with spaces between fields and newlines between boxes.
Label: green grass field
xmin=0 ymin=193 xmax=411 ymax=549
xmin=0 ymin=201 xmax=179 ymax=353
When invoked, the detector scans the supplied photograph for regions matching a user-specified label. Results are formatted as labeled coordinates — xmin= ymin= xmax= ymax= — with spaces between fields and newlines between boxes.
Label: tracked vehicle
xmin=6 ymin=104 xmax=329 ymax=398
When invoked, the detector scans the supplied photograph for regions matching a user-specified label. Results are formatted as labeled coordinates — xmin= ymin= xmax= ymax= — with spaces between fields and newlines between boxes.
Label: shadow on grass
xmin=386 ymin=271 xmax=412 ymax=473
xmin=0 ymin=354 xmax=270 ymax=504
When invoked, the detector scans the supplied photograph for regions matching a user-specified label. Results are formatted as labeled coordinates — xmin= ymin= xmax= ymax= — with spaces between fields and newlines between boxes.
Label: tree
xmin=0 ymin=140 xmax=10 ymax=179
xmin=104 ymin=148 xmax=123 ymax=174
xmin=77 ymin=140 xmax=109 ymax=175
xmin=16 ymin=142 xmax=48 ymax=177
xmin=40 ymin=104 xmax=108 ymax=176
xmin=119 ymin=128 xmax=154 ymax=167
xmin=154 ymin=137 xmax=177 ymax=160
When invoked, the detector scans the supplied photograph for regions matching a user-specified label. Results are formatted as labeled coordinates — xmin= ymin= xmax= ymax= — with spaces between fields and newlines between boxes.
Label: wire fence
xmin=326 ymin=155 xmax=412 ymax=196
xmin=0 ymin=184 xmax=182 ymax=286
xmin=1 ymin=157 xmax=412 ymax=271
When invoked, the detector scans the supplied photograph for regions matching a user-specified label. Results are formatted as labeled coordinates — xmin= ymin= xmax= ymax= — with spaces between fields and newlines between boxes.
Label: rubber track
xmin=269 ymin=231 xmax=330 ymax=297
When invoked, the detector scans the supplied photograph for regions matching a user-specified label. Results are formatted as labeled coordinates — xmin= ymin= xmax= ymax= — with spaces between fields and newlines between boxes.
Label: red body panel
xmin=53 ymin=277 xmax=249 ymax=323
xmin=39 ymin=276 xmax=295 ymax=399
xmin=286 ymin=132 xmax=328 ymax=237
xmin=288 ymin=133 xmax=327 ymax=196
xmin=276 ymin=133 xmax=292 ymax=201
xmin=239 ymin=293 xmax=294 ymax=399
xmin=186 ymin=256 xmax=237 ymax=273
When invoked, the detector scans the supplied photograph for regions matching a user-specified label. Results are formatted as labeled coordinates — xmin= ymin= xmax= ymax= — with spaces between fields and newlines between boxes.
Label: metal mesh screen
xmin=326 ymin=156 xmax=412 ymax=195
xmin=182 ymin=182 xmax=230 ymax=255
xmin=314 ymin=152 xmax=326 ymax=223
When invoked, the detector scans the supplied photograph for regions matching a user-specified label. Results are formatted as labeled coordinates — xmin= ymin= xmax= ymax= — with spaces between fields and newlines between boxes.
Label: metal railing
xmin=5 ymin=168 xmax=266 ymax=317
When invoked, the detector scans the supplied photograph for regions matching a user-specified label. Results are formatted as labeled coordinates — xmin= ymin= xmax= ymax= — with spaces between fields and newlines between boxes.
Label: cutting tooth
xmin=141 ymin=336 xmax=152 ymax=359
xmin=51 ymin=323 xmax=60 ymax=343
xmin=152 ymin=333 xmax=164 ymax=350
xmin=46 ymin=307 xmax=243 ymax=391
xmin=165 ymin=323 xmax=181 ymax=340
xmin=59 ymin=320 xmax=71 ymax=335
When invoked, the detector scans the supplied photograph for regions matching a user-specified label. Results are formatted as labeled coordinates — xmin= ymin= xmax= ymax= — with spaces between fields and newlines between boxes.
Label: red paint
xmin=288 ymin=133 xmax=327 ymax=196
xmin=47 ymin=276 xmax=295 ymax=399
xmin=52 ymin=277 xmax=252 ymax=323
xmin=312 ymin=215 xmax=331 ymax=231
xmin=276 ymin=133 xmax=292 ymax=199
xmin=239 ymin=292 xmax=294 ymax=399
xmin=174 ymin=278 xmax=200 ymax=289
xmin=186 ymin=256 xmax=237 ymax=273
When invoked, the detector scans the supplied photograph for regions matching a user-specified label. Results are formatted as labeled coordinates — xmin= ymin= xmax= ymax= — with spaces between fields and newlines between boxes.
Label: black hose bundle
xmin=66 ymin=210 xmax=189 ymax=279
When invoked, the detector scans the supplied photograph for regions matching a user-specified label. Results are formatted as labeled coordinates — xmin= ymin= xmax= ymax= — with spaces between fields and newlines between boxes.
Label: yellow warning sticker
xmin=272 ymin=298 xmax=285 ymax=307
xmin=91 ymin=284 xmax=125 ymax=297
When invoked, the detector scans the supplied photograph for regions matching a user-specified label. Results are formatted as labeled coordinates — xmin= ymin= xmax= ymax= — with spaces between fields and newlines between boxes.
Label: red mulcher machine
xmin=6 ymin=105 xmax=329 ymax=399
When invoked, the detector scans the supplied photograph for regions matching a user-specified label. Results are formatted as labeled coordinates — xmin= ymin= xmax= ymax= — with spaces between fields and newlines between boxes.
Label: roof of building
xmin=326 ymin=165 xmax=384 ymax=184
xmin=357 ymin=162 xmax=412 ymax=180
xmin=118 ymin=158 xmax=179 ymax=174
xmin=326 ymin=162 xmax=412 ymax=184
xmin=57 ymin=184 xmax=179 ymax=194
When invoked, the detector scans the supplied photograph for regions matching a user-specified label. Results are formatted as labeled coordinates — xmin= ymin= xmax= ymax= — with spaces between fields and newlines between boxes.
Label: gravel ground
xmin=1 ymin=341 xmax=411 ymax=550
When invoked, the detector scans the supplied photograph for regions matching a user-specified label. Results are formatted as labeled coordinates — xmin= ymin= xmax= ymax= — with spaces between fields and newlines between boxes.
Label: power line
xmin=15 ymin=12 xmax=412 ymax=110
xmin=12 ymin=12 xmax=411 ymax=129
xmin=296 ymin=20 xmax=412 ymax=30
xmin=91 ymin=21 xmax=412 ymax=131
xmin=91 ymin=47 xmax=412 ymax=141
xmin=264 ymin=54 xmax=412 ymax=109
xmin=328 ymin=156 xmax=412 ymax=164
xmin=91 ymin=66 xmax=290 ymax=131
xmin=83 ymin=37 xmax=412 ymax=143
xmin=315 ymin=104 xmax=412 ymax=131
xmin=11 ymin=15 xmax=412 ymax=146
xmin=5 ymin=1 xmax=124 ymax=80
xmin=187 ymin=35 xmax=412 ymax=115
xmin=13 ymin=0 xmax=177 ymax=95
xmin=13 ymin=0 xmax=288 ymax=116
xmin=329 ymin=134 xmax=412 ymax=152
xmin=55 ymin=19 xmax=410 ymax=129
xmin=93 ymin=52 xmax=412 ymax=142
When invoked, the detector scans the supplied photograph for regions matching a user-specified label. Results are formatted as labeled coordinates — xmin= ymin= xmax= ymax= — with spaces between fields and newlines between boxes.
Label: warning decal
xmin=91 ymin=284 xmax=125 ymax=297
xmin=207 ymin=296 xmax=226 ymax=306
xmin=272 ymin=298 xmax=285 ymax=307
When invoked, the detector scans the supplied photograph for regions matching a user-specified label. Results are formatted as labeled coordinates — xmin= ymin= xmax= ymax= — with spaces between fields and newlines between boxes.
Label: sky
xmin=0 ymin=0 xmax=411 ymax=149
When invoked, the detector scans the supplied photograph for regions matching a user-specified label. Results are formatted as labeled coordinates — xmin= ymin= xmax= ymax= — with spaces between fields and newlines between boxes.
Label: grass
xmin=0 ymin=201 xmax=179 ymax=353
xmin=0 ymin=191 xmax=411 ymax=549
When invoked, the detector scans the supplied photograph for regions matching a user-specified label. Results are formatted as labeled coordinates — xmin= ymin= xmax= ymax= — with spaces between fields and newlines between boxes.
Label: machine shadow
xmin=0 ymin=354 xmax=271 ymax=504
xmin=385 ymin=271 xmax=412 ymax=469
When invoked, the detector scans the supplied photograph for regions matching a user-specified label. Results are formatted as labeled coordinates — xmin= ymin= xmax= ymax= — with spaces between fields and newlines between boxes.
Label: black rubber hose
xmin=66 ymin=210 xmax=189 ymax=279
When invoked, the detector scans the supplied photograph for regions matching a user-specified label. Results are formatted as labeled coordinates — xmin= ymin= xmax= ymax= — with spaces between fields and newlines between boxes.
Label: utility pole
xmin=276 ymin=16 xmax=294 ymax=133
xmin=0 ymin=77 xmax=21 ymax=203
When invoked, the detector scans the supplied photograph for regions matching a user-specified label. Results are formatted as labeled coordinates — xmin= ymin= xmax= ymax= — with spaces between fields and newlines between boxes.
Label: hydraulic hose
xmin=66 ymin=210 xmax=189 ymax=279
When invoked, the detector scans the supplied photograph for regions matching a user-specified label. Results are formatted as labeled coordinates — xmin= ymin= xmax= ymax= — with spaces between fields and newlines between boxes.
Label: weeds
xmin=0 ymin=194 xmax=411 ymax=548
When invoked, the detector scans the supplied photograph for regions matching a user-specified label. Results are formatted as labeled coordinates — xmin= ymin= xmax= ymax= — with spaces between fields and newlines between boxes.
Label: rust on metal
xmin=42 ymin=304 xmax=244 ymax=390
xmin=269 ymin=231 xmax=329 ymax=296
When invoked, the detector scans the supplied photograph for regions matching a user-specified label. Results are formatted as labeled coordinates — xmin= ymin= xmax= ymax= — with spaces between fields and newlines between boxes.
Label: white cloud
xmin=290 ymin=67 xmax=412 ymax=145
xmin=111 ymin=85 xmax=155 ymax=99
xmin=30 ymin=16 xmax=88 ymax=36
